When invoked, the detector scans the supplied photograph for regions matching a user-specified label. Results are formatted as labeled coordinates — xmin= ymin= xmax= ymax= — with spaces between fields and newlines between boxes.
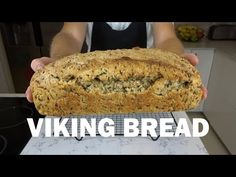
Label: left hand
xmin=182 ymin=53 xmax=208 ymax=100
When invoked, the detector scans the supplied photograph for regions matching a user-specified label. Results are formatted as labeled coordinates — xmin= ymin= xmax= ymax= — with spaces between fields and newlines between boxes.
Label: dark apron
xmin=90 ymin=22 xmax=147 ymax=51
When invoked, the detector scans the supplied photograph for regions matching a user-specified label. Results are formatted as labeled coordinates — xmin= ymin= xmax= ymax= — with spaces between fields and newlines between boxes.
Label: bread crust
xmin=30 ymin=48 xmax=202 ymax=116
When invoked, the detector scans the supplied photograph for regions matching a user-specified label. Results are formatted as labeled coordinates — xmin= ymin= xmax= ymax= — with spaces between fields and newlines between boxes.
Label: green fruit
xmin=184 ymin=36 xmax=189 ymax=41
xmin=185 ymin=33 xmax=190 ymax=37
xmin=176 ymin=25 xmax=204 ymax=41
xmin=191 ymin=36 xmax=198 ymax=41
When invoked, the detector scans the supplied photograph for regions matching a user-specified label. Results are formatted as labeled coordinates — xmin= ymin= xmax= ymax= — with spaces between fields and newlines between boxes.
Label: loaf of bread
xmin=30 ymin=48 xmax=203 ymax=116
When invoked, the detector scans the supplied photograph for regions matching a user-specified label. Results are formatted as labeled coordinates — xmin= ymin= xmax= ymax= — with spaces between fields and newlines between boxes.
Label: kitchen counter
xmin=20 ymin=136 xmax=208 ymax=155
xmin=0 ymin=93 xmax=25 ymax=97
xmin=22 ymin=137 xmax=208 ymax=155
xmin=183 ymin=39 xmax=236 ymax=48
xmin=183 ymin=39 xmax=236 ymax=57
xmin=21 ymin=112 xmax=208 ymax=155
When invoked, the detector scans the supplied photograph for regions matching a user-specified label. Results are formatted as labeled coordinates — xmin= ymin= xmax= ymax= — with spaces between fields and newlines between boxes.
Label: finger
xmin=202 ymin=86 xmax=208 ymax=100
xmin=182 ymin=53 xmax=199 ymax=66
xmin=31 ymin=57 xmax=56 ymax=72
xmin=25 ymin=86 xmax=33 ymax=103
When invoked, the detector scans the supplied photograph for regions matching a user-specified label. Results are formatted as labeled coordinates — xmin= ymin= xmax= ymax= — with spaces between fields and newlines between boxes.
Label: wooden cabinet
xmin=185 ymin=48 xmax=215 ymax=112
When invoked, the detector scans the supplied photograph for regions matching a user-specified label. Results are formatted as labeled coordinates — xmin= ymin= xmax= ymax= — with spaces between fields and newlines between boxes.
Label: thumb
xmin=25 ymin=86 xmax=33 ymax=103
xmin=31 ymin=57 xmax=56 ymax=72
xmin=182 ymin=53 xmax=199 ymax=66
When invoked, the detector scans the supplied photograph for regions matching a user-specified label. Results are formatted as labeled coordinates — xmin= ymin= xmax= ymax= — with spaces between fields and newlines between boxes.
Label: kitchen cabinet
xmin=40 ymin=22 xmax=63 ymax=47
xmin=5 ymin=46 xmax=42 ymax=93
xmin=204 ymin=49 xmax=236 ymax=154
xmin=0 ymin=32 xmax=15 ymax=93
xmin=185 ymin=48 xmax=215 ymax=112
xmin=0 ymin=22 xmax=57 ymax=93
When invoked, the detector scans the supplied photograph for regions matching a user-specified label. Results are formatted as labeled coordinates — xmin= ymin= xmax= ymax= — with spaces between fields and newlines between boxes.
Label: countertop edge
xmin=0 ymin=93 xmax=25 ymax=97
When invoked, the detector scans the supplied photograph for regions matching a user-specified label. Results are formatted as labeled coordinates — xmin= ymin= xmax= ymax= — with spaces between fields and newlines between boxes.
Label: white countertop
xmin=20 ymin=136 xmax=207 ymax=155
xmin=21 ymin=112 xmax=208 ymax=155
xmin=183 ymin=39 xmax=236 ymax=58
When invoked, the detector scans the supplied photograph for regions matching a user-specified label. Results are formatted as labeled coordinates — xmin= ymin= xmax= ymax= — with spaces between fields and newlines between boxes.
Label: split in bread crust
xmin=30 ymin=48 xmax=203 ymax=116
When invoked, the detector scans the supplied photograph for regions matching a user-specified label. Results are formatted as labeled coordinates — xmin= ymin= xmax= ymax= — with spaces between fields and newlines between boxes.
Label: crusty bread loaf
xmin=30 ymin=48 xmax=203 ymax=116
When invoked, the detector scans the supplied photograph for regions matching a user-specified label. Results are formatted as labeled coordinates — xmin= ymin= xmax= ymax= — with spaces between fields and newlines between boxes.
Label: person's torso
xmin=85 ymin=22 xmax=154 ymax=52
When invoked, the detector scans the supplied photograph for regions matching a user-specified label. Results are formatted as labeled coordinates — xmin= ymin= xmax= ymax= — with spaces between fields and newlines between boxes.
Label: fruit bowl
xmin=176 ymin=25 xmax=205 ymax=42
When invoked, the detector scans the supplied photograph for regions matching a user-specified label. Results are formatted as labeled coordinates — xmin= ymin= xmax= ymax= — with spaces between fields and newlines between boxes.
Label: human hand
xmin=182 ymin=53 xmax=208 ymax=100
xmin=25 ymin=57 xmax=56 ymax=103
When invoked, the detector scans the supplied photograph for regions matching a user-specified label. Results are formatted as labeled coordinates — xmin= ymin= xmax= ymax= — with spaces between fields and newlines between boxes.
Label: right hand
xmin=25 ymin=57 xmax=56 ymax=103
xmin=182 ymin=53 xmax=208 ymax=100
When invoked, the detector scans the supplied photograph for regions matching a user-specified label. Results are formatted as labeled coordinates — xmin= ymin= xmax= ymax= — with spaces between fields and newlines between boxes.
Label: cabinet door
xmin=40 ymin=22 xmax=63 ymax=47
xmin=6 ymin=46 xmax=41 ymax=93
xmin=194 ymin=49 xmax=214 ymax=112
xmin=188 ymin=49 xmax=214 ymax=112
xmin=192 ymin=49 xmax=214 ymax=88
xmin=204 ymin=50 xmax=236 ymax=154
xmin=0 ymin=32 xmax=15 ymax=92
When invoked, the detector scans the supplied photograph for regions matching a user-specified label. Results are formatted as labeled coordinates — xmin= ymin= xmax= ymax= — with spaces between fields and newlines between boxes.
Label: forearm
xmin=50 ymin=32 xmax=83 ymax=59
xmin=155 ymin=37 xmax=185 ymax=56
